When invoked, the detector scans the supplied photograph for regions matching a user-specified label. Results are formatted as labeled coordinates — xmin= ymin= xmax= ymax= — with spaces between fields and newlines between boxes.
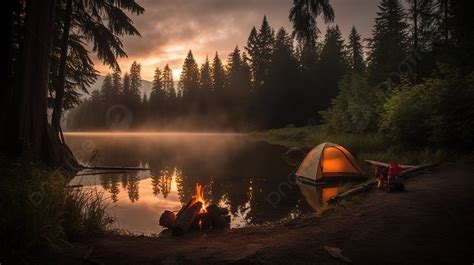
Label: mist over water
xmin=66 ymin=132 xmax=314 ymax=234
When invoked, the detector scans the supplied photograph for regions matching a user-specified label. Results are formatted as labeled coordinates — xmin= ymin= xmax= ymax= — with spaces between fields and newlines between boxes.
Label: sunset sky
xmin=93 ymin=0 xmax=381 ymax=81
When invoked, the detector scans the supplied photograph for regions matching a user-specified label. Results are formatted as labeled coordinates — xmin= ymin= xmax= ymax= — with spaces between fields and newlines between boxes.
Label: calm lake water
xmin=66 ymin=133 xmax=342 ymax=235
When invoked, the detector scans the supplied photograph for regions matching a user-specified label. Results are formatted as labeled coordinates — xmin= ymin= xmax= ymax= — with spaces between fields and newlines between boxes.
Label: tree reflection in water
xmin=67 ymin=134 xmax=318 ymax=230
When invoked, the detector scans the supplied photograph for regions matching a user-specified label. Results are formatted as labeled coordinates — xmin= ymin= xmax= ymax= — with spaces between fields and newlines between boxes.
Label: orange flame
xmin=193 ymin=183 xmax=207 ymax=213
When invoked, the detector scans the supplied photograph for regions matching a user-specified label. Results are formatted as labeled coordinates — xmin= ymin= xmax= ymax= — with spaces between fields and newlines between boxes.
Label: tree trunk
xmin=413 ymin=0 xmax=418 ymax=83
xmin=16 ymin=0 xmax=57 ymax=162
xmin=444 ymin=0 xmax=449 ymax=42
xmin=0 ymin=0 xmax=16 ymax=152
xmin=52 ymin=0 xmax=73 ymax=142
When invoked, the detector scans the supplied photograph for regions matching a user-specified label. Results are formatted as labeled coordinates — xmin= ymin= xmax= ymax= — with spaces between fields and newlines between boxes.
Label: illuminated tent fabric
xmin=295 ymin=142 xmax=363 ymax=182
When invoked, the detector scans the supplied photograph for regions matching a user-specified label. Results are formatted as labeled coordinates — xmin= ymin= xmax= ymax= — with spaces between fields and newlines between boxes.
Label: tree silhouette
xmin=199 ymin=57 xmax=213 ymax=116
xmin=289 ymin=0 xmax=334 ymax=46
xmin=245 ymin=16 xmax=274 ymax=90
xmin=347 ymin=26 xmax=365 ymax=73
xmin=179 ymin=51 xmax=200 ymax=113
xmin=318 ymin=25 xmax=348 ymax=110
xmin=367 ymin=0 xmax=409 ymax=85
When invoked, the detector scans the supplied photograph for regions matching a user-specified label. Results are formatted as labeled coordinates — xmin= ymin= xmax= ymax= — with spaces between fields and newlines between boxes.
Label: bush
xmin=321 ymin=73 xmax=383 ymax=133
xmin=0 ymin=159 xmax=112 ymax=261
xmin=380 ymin=69 xmax=474 ymax=150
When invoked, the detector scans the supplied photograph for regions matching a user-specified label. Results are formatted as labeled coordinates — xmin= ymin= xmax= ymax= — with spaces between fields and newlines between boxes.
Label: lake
xmin=66 ymin=132 xmax=341 ymax=235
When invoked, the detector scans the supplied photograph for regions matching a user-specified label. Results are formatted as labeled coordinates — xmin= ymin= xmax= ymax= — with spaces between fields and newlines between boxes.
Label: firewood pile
xmin=159 ymin=184 xmax=230 ymax=235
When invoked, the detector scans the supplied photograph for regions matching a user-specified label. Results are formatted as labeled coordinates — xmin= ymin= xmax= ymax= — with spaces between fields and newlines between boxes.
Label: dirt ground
xmin=39 ymin=163 xmax=474 ymax=265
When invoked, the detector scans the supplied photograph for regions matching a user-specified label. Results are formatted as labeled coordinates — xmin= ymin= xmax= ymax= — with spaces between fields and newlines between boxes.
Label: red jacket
xmin=388 ymin=162 xmax=403 ymax=176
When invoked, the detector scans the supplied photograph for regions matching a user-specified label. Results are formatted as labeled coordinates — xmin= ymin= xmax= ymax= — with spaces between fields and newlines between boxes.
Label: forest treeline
xmin=68 ymin=0 xmax=474 ymax=149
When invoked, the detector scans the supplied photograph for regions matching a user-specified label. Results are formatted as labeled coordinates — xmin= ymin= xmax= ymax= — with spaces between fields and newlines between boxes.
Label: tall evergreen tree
xmin=347 ymin=26 xmax=365 ymax=73
xmin=199 ymin=56 xmax=213 ymax=115
xmin=149 ymin=67 xmax=166 ymax=120
xmin=367 ymin=0 xmax=409 ymax=85
xmin=289 ymin=0 xmax=335 ymax=46
xmin=100 ymin=74 xmax=114 ymax=102
xmin=128 ymin=61 xmax=142 ymax=107
xmin=179 ymin=50 xmax=200 ymax=112
xmin=163 ymin=64 xmax=175 ymax=100
xmin=318 ymin=25 xmax=348 ymax=109
xmin=245 ymin=16 xmax=274 ymax=89
xmin=122 ymin=73 xmax=130 ymax=102
xmin=111 ymin=69 xmax=123 ymax=103
xmin=261 ymin=27 xmax=301 ymax=128
xmin=161 ymin=64 xmax=176 ymax=119
xmin=211 ymin=52 xmax=226 ymax=115
xmin=212 ymin=52 xmax=226 ymax=94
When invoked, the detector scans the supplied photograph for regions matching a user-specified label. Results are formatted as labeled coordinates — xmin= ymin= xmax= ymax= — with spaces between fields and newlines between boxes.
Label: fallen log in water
xmin=76 ymin=170 xmax=128 ymax=176
xmin=81 ymin=165 xmax=150 ymax=171
xmin=328 ymin=163 xmax=439 ymax=204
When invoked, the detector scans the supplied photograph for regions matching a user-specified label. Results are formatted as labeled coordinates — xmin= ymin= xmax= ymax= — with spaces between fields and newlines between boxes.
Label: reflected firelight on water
xmin=66 ymin=133 xmax=346 ymax=235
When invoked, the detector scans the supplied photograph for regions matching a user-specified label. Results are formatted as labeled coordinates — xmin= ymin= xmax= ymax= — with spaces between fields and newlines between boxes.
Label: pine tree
xmin=111 ymin=69 xmax=122 ymax=103
xmin=211 ymin=52 xmax=226 ymax=115
xmin=289 ymin=0 xmax=335 ymax=46
xmin=226 ymin=46 xmax=243 ymax=93
xmin=149 ymin=67 xmax=166 ymax=120
xmin=100 ymin=74 xmax=114 ymax=102
xmin=122 ymin=73 xmax=130 ymax=103
xmin=212 ymin=52 xmax=226 ymax=94
xmin=163 ymin=64 xmax=175 ymax=100
xmin=318 ymin=25 xmax=348 ymax=109
xmin=347 ymin=26 xmax=365 ymax=73
xmin=245 ymin=27 xmax=258 ymax=84
xmin=129 ymin=61 xmax=142 ymax=106
xmin=367 ymin=0 xmax=409 ymax=85
xmin=199 ymin=56 xmax=213 ymax=115
xmin=245 ymin=16 xmax=274 ymax=89
xmin=161 ymin=64 xmax=176 ymax=119
xmin=179 ymin=50 xmax=200 ymax=112
xmin=261 ymin=27 xmax=301 ymax=128
xmin=241 ymin=52 xmax=253 ymax=95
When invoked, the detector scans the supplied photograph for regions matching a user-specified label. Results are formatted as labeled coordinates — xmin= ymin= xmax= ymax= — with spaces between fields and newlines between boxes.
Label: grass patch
xmin=252 ymin=126 xmax=470 ymax=173
xmin=0 ymin=159 xmax=112 ymax=262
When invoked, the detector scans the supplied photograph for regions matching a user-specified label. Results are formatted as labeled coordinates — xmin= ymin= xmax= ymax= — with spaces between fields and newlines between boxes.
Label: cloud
xmin=92 ymin=0 xmax=380 ymax=80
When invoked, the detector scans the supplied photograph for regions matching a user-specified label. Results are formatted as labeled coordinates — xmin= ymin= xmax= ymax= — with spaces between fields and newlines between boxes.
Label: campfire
xmin=159 ymin=183 xmax=230 ymax=235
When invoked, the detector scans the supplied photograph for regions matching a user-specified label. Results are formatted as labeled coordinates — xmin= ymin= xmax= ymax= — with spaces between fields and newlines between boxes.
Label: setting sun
xmin=172 ymin=69 xmax=182 ymax=80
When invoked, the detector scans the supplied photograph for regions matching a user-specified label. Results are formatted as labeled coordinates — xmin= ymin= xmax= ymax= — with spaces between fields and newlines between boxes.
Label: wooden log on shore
xmin=364 ymin=160 xmax=416 ymax=169
xmin=401 ymin=163 xmax=439 ymax=178
xmin=329 ymin=163 xmax=439 ymax=204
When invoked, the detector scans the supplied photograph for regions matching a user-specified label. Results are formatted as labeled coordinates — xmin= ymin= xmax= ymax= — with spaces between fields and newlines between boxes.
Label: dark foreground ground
xmin=38 ymin=163 xmax=474 ymax=265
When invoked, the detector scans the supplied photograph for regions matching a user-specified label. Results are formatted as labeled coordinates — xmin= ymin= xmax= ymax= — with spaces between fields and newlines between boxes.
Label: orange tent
xmin=295 ymin=142 xmax=364 ymax=183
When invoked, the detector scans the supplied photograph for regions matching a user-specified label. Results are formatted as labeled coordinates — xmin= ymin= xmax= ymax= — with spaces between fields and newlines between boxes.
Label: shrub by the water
xmin=380 ymin=69 xmax=474 ymax=150
xmin=0 ymin=159 xmax=112 ymax=261
xmin=321 ymin=73 xmax=384 ymax=133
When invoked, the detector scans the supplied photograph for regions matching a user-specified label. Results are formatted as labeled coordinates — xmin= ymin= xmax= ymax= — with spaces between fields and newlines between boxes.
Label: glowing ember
xmin=193 ymin=183 xmax=207 ymax=213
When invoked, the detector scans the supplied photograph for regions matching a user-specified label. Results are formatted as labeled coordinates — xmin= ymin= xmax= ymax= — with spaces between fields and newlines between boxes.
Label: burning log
xmin=159 ymin=183 xmax=231 ymax=235
xmin=173 ymin=201 xmax=203 ymax=235
xmin=159 ymin=210 xmax=176 ymax=229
